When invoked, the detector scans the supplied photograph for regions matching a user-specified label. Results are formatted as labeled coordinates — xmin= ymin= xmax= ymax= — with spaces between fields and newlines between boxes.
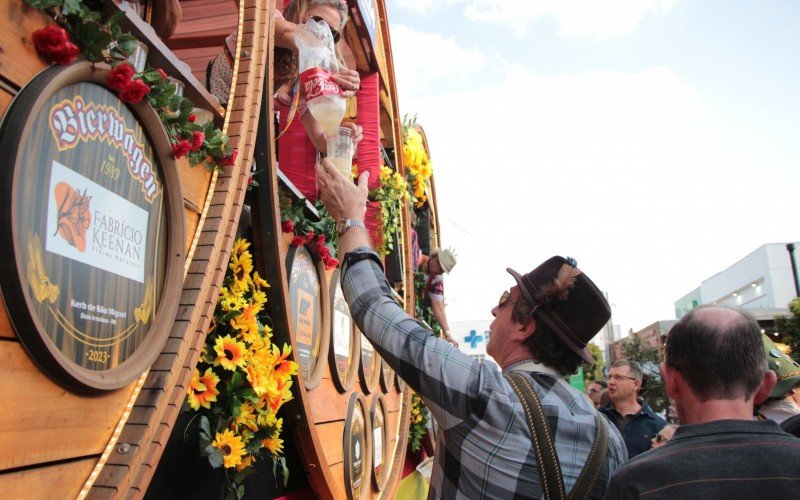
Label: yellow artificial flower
xmin=252 ymin=271 xmax=269 ymax=290
xmin=229 ymin=250 xmax=253 ymax=292
xmin=262 ymin=434 xmax=284 ymax=456
xmin=186 ymin=367 xmax=220 ymax=410
xmin=219 ymin=287 xmax=247 ymax=313
xmin=231 ymin=238 xmax=251 ymax=257
xmin=272 ymin=343 xmax=298 ymax=381
xmin=214 ymin=334 xmax=248 ymax=371
xmin=236 ymin=454 xmax=255 ymax=472
xmin=212 ymin=429 xmax=246 ymax=468
xmin=236 ymin=402 xmax=259 ymax=432
xmin=230 ymin=305 xmax=260 ymax=344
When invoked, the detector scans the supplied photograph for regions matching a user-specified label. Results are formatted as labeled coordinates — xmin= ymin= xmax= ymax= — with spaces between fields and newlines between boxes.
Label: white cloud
xmin=463 ymin=0 xmax=681 ymax=38
xmin=394 ymin=0 xmax=462 ymax=15
xmin=390 ymin=25 xmax=489 ymax=97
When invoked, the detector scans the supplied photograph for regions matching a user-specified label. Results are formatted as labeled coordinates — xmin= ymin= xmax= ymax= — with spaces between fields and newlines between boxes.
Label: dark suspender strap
xmin=504 ymin=372 xmax=567 ymax=500
xmin=567 ymin=412 xmax=609 ymax=500
xmin=505 ymin=371 xmax=610 ymax=500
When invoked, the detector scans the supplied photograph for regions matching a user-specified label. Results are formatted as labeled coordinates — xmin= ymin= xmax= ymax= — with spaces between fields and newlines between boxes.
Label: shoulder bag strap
xmin=504 ymin=372 xmax=567 ymax=500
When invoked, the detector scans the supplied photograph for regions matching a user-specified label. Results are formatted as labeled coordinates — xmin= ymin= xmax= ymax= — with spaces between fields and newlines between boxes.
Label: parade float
xmin=0 ymin=1 xmax=440 ymax=498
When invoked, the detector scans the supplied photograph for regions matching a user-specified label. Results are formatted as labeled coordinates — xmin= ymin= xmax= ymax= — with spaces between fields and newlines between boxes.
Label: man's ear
xmin=517 ymin=317 xmax=537 ymax=342
xmin=753 ymin=369 xmax=778 ymax=406
xmin=660 ymin=362 xmax=680 ymax=400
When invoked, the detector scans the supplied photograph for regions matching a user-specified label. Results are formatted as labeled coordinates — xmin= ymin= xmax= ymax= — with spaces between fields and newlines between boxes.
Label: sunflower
xmin=228 ymin=250 xmax=253 ymax=292
xmin=214 ymin=335 xmax=247 ymax=371
xmin=236 ymin=454 xmax=255 ymax=472
xmin=245 ymin=362 xmax=270 ymax=396
xmin=272 ymin=343 xmax=298 ymax=381
xmin=236 ymin=402 xmax=259 ymax=432
xmin=219 ymin=287 xmax=247 ymax=312
xmin=230 ymin=305 xmax=259 ymax=344
xmin=252 ymin=271 xmax=269 ymax=290
xmin=187 ymin=367 xmax=220 ymax=410
xmin=262 ymin=434 xmax=284 ymax=456
xmin=231 ymin=237 xmax=251 ymax=257
xmin=212 ymin=429 xmax=246 ymax=468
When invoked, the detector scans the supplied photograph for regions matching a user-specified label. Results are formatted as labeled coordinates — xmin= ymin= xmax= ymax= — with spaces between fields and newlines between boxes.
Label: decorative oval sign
xmin=370 ymin=394 xmax=389 ymax=491
xmin=0 ymin=63 xmax=184 ymax=392
xmin=287 ymin=245 xmax=322 ymax=383
xmin=343 ymin=393 xmax=370 ymax=500
xmin=330 ymin=270 xmax=358 ymax=392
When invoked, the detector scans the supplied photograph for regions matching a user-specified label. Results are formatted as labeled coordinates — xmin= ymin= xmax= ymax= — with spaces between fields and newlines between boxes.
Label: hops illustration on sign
xmin=27 ymin=235 xmax=60 ymax=304
xmin=53 ymin=182 xmax=92 ymax=252
xmin=134 ymin=281 xmax=154 ymax=324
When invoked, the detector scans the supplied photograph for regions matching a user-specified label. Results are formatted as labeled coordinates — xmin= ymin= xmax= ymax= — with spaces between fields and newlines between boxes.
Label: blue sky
xmin=384 ymin=0 xmax=800 ymax=337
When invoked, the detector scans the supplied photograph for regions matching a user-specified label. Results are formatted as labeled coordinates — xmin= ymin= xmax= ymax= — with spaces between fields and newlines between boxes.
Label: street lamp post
xmin=787 ymin=243 xmax=800 ymax=297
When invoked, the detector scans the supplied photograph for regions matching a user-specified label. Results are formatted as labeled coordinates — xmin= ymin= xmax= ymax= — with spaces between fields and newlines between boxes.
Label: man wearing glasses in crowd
xmin=315 ymin=163 xmax=626 ymax=498
xmin=600 ymin=359 xmax=666 ymax=458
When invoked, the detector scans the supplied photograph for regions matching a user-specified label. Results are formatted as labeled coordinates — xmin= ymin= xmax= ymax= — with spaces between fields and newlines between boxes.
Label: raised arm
xmin=315 ymin=160 xmax=484 ymax=428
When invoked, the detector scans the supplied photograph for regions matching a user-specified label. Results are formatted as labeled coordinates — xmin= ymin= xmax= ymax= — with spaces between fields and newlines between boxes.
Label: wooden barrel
xmin=0 ymin=1 xmax=259 ymax=497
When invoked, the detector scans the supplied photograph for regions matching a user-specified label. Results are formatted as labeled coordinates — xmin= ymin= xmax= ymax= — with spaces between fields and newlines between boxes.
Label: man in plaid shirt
xmin=317 ymin=161 xmax=627 ymax=498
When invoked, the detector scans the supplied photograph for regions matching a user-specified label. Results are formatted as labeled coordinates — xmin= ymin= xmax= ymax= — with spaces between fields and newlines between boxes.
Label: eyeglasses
xmin=605 ymin=374 xmax=639 ymax=382
xmin=311 ymin=16 xmax=341 ymax=43
xmin=498 ymin=290 xmax=517 ymax=309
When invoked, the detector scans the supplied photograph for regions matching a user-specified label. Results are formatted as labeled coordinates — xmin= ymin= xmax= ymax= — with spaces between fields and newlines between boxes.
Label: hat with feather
xmin=507 ymin=256 xmax=610 ymax=365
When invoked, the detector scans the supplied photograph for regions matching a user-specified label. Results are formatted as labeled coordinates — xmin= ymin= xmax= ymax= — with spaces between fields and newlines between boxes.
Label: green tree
xmin=776 ymin=297 xmax=800 ymax=360
xmin=583 ymin=343 xmax=605 ymax=387
xmin=623 ymin=333 xmax=669 ymax=414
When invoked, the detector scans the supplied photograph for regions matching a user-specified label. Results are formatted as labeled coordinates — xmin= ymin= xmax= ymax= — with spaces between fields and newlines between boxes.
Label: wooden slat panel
xmin=184 ymin=208 xmax=201 ymax=256
xmin=0 ymin=87 xmax=15 ymax=119
xmin=0 ymin=342 xmax=136 ymax=470
xmin=0 ymin=304 xmax=15 ymax=339
xmin=0 ymin=3 xmax=51 ymax=88
xmin=316 ymin=420 xmax=345 ymax=468
xmin=177 ymin=157 xmax=213 ymax=213
xmin=308 ymin=376 xmax=350 ymax=424
xmin=0 ymin=457 xmax=97 ymax=499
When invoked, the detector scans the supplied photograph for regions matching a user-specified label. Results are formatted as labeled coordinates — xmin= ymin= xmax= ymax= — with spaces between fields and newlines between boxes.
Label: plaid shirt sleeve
xmin=342 ymin=247 xmax=484 ymax=429
xmin=341 ymin=248 xmax=628 ymax=498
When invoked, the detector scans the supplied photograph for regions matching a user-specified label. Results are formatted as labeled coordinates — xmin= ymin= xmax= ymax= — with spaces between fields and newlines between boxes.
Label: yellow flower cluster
xmin=408 ymin=391 xmax=430 ymax=452
xmin=403 ymin=127 xmax=433 ymax=208
xmin=372 ymin=164 xmax=410 ymax=257
xmin=188 ymin=238 xmax=299 ymax=471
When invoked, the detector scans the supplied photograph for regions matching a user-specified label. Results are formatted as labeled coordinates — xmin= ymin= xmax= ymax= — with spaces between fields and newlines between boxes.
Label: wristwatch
xmin=336 ymin=218 xmax=365 ymax=236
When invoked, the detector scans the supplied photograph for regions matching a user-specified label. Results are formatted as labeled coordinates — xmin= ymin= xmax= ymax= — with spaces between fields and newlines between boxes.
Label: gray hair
xmin=308 ymin=0 xmax=349 ymax=29
xmin=612 ymin=359 xmax=643 ymax=380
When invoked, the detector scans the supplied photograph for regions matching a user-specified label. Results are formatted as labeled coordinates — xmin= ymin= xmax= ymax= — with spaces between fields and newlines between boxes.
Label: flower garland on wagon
xmin=402 ymin=115 xmax=433 ymax=208
xmin=279 ymin=191 xmax=339 ymax=270
xmin=25 ymin=0 xmax=237 ymax=170
xmin=186 ymin=238 xmax=298 ymax=498
xmin=369 ymin=163 xmax=410 ymax=257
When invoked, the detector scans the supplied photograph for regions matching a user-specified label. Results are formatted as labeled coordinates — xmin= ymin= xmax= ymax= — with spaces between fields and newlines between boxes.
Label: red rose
xmin=291 ymin=236 xmax=305 ymax=247
xmin=218 ymin=149 xmax=239 ymax=167
xmin=316 ymin=234 xmax=326 ymax=244
xmin=247 ymin=176 xmax=254 ymax=187
xmin=119 ymin=79 xmax=151 ymax=103
xmin=32 ymin=25 xmax=78 ymax=65
xmin=281 ymin=220 xmax=294 ymax=233
xmin=190 ymin=131 xmax=205 ymax=151
xmin=106 ymin=63 xmax=136 ymax=91
xmin=50 ymin=42 xmax=79 ymax=65
xmin=157 ymin=68 xmax=168 ymax=79
xmin=171 ymin=139 xmax=192 ymax=159
xmin=188 ymin=114 xmax=197 ymax=123
xmin=305 ymin=231 xmax=315 ymax=244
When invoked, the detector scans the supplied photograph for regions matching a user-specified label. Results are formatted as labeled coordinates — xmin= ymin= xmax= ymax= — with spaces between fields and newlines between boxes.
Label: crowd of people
xmin=312 ymin=152 xmax=800 ymax=498
xmin=173 ymin=1 xmax=800 ymax=497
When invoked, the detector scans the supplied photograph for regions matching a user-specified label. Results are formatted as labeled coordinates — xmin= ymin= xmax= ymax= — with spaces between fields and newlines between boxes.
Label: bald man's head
xmin=665 ymin=306 xmax=766 ymax=402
